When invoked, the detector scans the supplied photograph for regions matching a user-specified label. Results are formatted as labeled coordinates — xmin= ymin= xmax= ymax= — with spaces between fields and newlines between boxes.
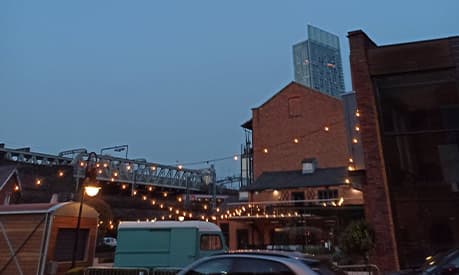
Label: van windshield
xmin=200 ymin=234 xmax=223 ymax=250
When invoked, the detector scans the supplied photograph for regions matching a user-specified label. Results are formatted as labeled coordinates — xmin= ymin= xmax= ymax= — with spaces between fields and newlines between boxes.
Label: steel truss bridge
xmin=0 ymin=145 xmax=214 ymax=191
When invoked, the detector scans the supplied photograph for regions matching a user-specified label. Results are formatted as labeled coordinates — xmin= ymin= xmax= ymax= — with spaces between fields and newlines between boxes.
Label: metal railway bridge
xmin=0 ymin=145 xmax=215 ymax=192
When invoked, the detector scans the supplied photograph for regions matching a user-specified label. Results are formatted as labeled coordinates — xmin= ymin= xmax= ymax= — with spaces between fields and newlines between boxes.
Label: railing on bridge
xmin=0 ymin=146 xmax=214 ymax=191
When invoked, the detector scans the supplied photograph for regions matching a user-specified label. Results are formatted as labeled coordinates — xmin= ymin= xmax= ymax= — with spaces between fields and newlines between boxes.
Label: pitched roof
xmin=253 ymin=81 xmax=342 ymax=110
xmin=241 ymin=81 xmax=342 ymax=130
xmin=243 ymin=167 xmax=348 ymax=191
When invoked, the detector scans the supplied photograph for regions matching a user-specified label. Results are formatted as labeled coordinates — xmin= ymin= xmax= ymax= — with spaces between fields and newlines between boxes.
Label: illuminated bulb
xmin=169 ymin=207 xmax=173 ymax=212
xmin=96 ymin=163 xmax=100 ymax=168
xmin=177 ymin=197 xmax=182 ymax=202
xmin=151 ymin=200 xmax=156 ymax=205
xmin=132 ymin=190 xmax=137 ymax=196
xmin=355 ymin=110 xmax=360 ymax=117
xmin=122 ymin=184 xmax=127 ymax=190
xmin=216 ymin=208 xmax=220 ymax=213
xmin=201 ymin=215 xmax=205 ymax=220
xmin=80 ymin=161 xmax=85 ymax=167
xmin=98 ymin=169 xmax=103 ymax=174
xmin=103 ymin=163 xmax=108 ymax=168
xmin=355 ymin=126 xmax=360 ymax=131
xmin=348 ymin=165 xmax=355 ymax=171
xmin=203 ymin=205 xmax=208 ymax=210
xmin=263 ymin=148 xmax=268 ymax=154
xmin=183 ymin=211 xmax=186 ymax=216
xmin=322 ymin=202 xmax=327 ymax=207
xmin=160 ymin=204 xmax=164 ymax=209
xmin=352 ymin=138 xmax=358 ymax=144
xmin=142 ymin=195 xmax=147 ymax=201
xmin=324 ymin=126 xmax=330 ymax=131
xmin=189 ymin=213 xmax=193 ymax=218
xmin=148 ymin=186 xmax=153 ymax=192
xmin=58 ymin=171 xmax=64 ymax=177
xmin=293 ymin=138 xmax=299 ymax=144
xmin=345 ymin=178 xmax=351 ymax=184
xmin=175 ymin=210 xmax=179 ymax=214
xmin=178 ymin=216 xmax=184 ymax=222
xmin=177 ymin=165 xmax=183 ymax=170
xmin=233 ymin=155 xmax=238 ymax=161
xmin=114 ymin=172 xmax=118 ymax=177
xmin=349 ymin=158 xmax=354 ymax=163
xmin=14 ymin=185 xmax=20 ymax=191
xmin=331 ymin=201 xmax=337 ymax=207
xmin=127 ymin=165 xmax=131 ymax=170
xmin=161 ymin=216 xmax=165 ymax=220
xmin=163 ymin=192 xmax=168 ymax=197
xmin=338 ymin=197 xmax=344 ymax=206
xmin=151 ymin=166 xmax=156 ymax=171
xmin=211 ymin=216 xmax=217 ymax=221
xmin=36 ymin=179 xmax=41 ymax=185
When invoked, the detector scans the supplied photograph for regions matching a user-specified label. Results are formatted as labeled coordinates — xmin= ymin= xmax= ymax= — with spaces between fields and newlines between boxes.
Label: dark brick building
xmin=348 ymin=30 xmax=459 ymax=271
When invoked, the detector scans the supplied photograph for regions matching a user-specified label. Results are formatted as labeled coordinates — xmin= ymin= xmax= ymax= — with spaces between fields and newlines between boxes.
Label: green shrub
xmin=338 ymin=220 xmax=375 ymax=264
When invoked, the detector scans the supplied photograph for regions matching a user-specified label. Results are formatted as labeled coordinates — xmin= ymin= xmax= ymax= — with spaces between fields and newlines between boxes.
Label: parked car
xmin=229 ymin=250 xmax=346 ymax=275
xmin=103 ymin=237 xmax=117 ymax=247
xmin=420 ymin=248 xmax=459 ymax=275
xmin=395 ymin=248 xmax=459 ymax=275
xmin=177 ymin=250 xmax=345 ymax=275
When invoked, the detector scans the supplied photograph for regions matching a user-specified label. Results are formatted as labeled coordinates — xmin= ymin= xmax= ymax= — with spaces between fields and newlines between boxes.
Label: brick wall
xmin=348 ymin=30 xmax=400 ymax=271
xmin=252 ymin=82 xmax=349 ymax=179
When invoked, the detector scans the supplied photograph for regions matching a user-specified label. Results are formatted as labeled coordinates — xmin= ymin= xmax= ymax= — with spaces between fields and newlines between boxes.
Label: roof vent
xmin=302 ymin=158 xmax=317 ymax=174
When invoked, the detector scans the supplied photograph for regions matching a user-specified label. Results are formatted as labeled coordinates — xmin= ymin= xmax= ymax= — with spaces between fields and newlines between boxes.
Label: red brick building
xmin=251 ymin=82 xmax=349 ymax=178
xmin=348 ymin=30 xmax=459 ymax=271
xmin=220 ymin=82 xmax=364 ymax=252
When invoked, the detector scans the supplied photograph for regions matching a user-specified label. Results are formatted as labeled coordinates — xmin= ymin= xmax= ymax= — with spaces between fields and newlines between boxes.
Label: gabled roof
xmin=0 ymin=165 xmax=20 ymax=192
xmin=253 ymin=81 xmax=342 ymax=110
xmin=243 ymin=167 xmax=348 ymax=191
xmin=241 ymin=81 xmax=343 ymax=130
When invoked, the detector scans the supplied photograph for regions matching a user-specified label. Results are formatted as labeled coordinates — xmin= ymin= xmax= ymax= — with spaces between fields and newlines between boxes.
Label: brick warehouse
xmin=348 ymin=30 xmax=459 ymax=271
xmin=251 ymin=82 xmax=349 ymax=179
xmin=220 ymin=82 xmax=364 ymax=252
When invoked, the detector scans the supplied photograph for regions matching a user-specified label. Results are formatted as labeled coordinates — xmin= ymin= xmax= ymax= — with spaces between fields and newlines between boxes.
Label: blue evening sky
xmin=1 ymin=1 xmax=458 ymax=178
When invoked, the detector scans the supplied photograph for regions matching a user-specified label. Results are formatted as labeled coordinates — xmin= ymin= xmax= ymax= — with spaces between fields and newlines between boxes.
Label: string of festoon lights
xmin=16 ymin=110 xmax=362 ymax=233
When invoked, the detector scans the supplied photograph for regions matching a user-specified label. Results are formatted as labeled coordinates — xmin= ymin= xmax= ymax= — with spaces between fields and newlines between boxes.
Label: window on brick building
xmin=288 ymin=97 xmax=301 ymax=118
xmin=317 ymin=189 xmax=338 ymax=200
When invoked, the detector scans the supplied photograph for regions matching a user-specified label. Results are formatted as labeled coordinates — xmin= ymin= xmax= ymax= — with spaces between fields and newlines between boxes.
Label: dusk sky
xmin=1 ymin=1 xmax=458 ymax=178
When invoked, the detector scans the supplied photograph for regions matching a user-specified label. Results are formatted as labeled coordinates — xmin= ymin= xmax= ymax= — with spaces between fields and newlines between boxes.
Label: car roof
xmin=178 ymin=253 xmax=315 ymax=275
xmin=225 ymin=250 xmax=320 ymax=262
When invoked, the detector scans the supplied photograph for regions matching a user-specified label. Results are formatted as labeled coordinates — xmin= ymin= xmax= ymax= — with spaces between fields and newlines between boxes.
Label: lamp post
xmin=71 ymin=152 xmax=101 ymax=269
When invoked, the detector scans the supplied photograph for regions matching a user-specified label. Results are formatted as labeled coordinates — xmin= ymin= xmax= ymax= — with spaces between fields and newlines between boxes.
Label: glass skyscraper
xmin=293 ymin=25 xmax=345 ymax=97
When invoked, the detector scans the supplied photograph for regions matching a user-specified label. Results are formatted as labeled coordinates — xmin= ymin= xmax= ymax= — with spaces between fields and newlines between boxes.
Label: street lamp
xmin=71 ymin=152 xmax=101 ymax=268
